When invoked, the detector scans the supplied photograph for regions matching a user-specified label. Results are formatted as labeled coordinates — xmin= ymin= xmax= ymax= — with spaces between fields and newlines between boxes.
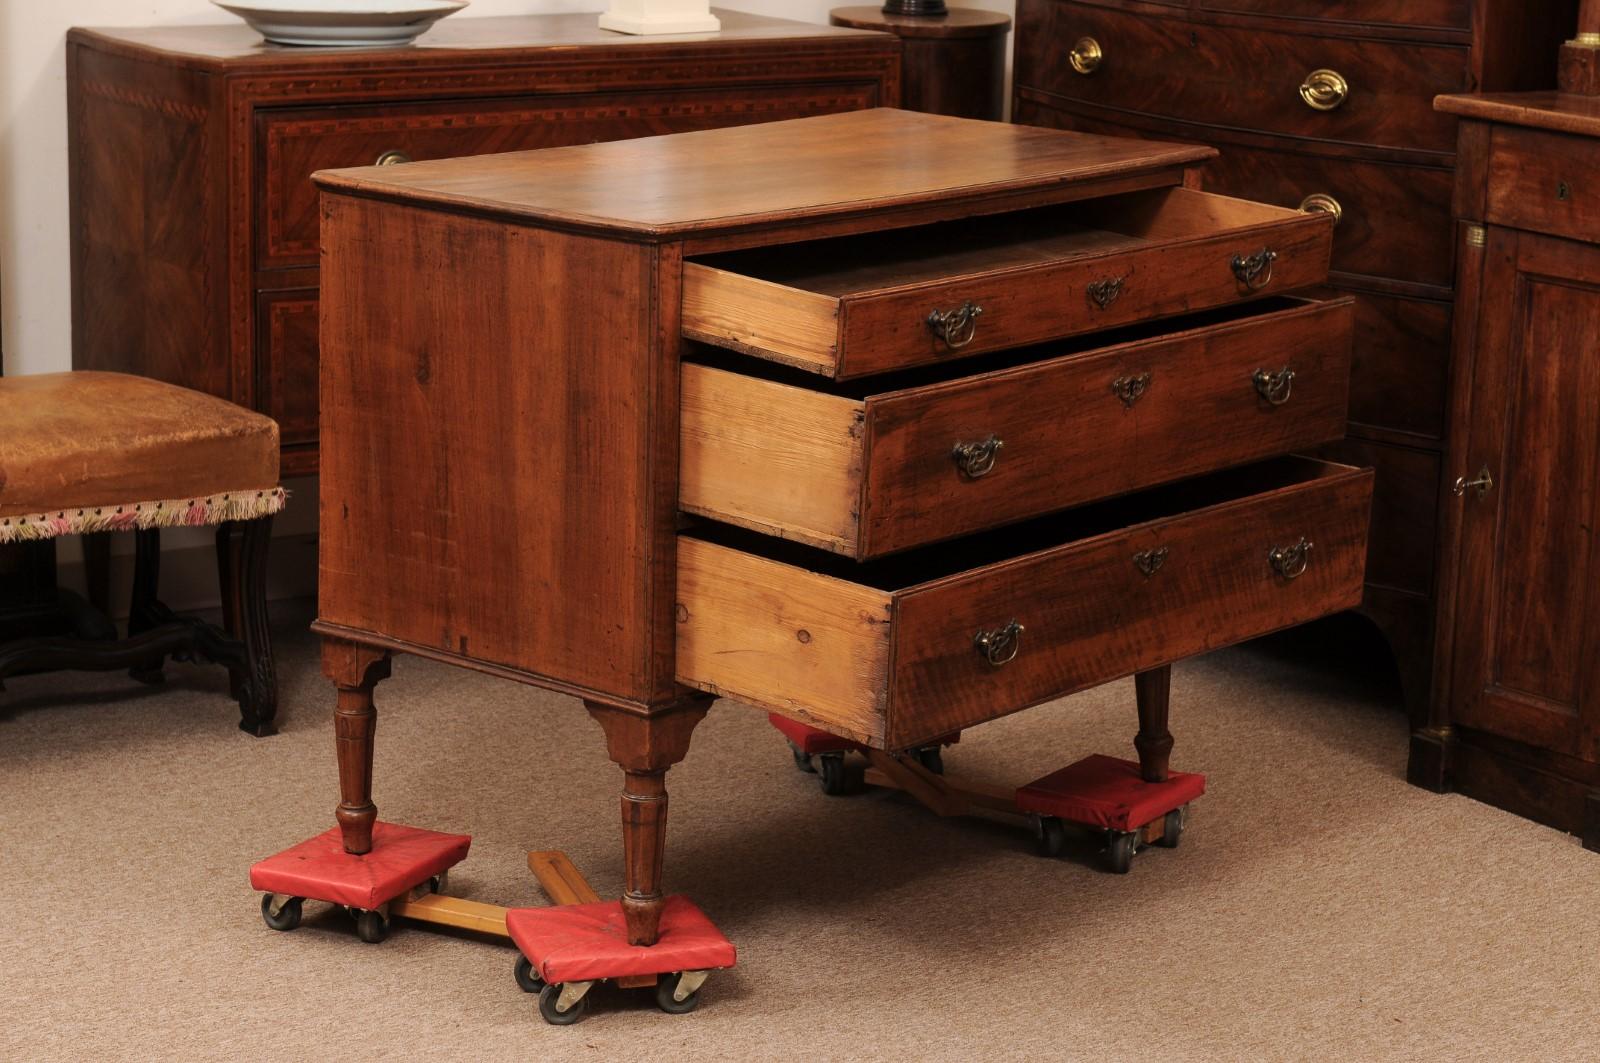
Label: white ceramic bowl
xmin=212 ymin=0 xmax=470 ymax=47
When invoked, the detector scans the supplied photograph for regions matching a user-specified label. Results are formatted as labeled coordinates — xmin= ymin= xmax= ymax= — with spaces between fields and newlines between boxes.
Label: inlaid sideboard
xmin=1010 ymin=0 xmax=1576 ymax=722
xmin=67 ymin=12 xmax=900 ymax=476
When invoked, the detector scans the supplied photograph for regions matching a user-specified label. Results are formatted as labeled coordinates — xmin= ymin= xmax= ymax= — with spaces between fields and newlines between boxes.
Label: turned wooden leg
xmin=587 ymin=697 xmax=711 ymax=946
xmin=217 ymin=518 xmax=277 ymax=736
xmin=324 ymin=639 xmax=392 ymax=855
xmin=1134 ymin=664 xmax=1173 ymax=783
xmin=127 ymin=528 xmax=166 ymax=684
xmin=82 ymin=532 xmax=112 ymax=617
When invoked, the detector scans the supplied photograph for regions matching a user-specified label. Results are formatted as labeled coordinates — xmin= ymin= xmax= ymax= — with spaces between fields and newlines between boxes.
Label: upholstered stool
xmin=0 ymin=371 xmax=286 ymax=734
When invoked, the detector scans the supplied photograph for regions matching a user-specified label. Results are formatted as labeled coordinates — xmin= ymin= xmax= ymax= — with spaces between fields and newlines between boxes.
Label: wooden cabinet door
xmin=1449 ymin=228 xmax=1600 ymax=759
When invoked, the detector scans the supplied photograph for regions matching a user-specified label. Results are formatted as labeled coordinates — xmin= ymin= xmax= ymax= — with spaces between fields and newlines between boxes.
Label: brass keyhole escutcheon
xmin=1110 ymin=371 xmax=1152 ymax=408
xmin=1087 ymin=276 xmax=1125 ymax=310
xmin=951 ymin=435 xmax=1004 ymax=479
xmin=1134 ymin=546 xmax=1169 ymax=579
xmin=974 ymin=619 xmax=1025 ymax=667
xmin=1558 ymin=181 xmax=1572 ymax=201
xmin=1453 ymin=464 xmax=1495 ymax=499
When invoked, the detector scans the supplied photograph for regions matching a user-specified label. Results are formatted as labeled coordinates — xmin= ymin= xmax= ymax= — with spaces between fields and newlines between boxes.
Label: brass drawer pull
xmin=374 ymin=149 xmax=413 ymax=166
xmin=1252 ymin=366 xmax=1296 ymax=405
xmin=1070 ymin=37 xmax=1103 ymax=75
xmin=1133 ymin=546 xmax=1169 ymax=579
xmin=951 ymin=435 xmax=1004 ymax=479
xmin=974 ymin=619 xmax=1025 ymax=667
xmin=926 ymin=300 xmax=984 ymax=350
xmin=1110 ymin=371 xmax=1152 ymax=408
xmin=1268 ymin=538 xmax=1314 ymax=580
xmin=1231 ymin=248 xmax=1279 ymax=291
xmin=1299 ymin=69 xmax=1349 ymax=111
xmin=1087 ymin=276 xmax=1125 ymax=310
xmin=1299 ymin=193 xmax=1343 ymax=226
xmin=1453 ymin=464 xmax=1494 ymax=499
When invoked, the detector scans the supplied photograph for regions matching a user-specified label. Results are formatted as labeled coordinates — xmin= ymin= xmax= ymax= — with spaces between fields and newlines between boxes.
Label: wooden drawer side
xmin=679 ymin=364 xmax=866 ymax=553
xmin=675 ymin=538 xmax=893 ymax=745
xmin=681 ymin=266 xmax=840 ymax=374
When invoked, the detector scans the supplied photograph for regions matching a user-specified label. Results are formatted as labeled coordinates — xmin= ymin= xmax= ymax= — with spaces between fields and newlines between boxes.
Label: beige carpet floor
xmin=2 ymin=606 xmax=1596 ymax=1063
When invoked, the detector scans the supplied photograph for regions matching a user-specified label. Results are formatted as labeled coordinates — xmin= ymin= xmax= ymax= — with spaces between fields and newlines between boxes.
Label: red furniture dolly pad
xmin=249 ymin=821 xmax=471 ymax=911
xmin=1016 ymin=754 xmax=1205 ymax=832
xmin=506 ymin=895 xmax=736 ymax=984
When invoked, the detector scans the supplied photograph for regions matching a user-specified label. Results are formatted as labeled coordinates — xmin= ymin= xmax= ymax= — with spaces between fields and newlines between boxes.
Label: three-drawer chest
xmin=306 ymin=110 xmax=1372 ymax=947
xmin=1010 ymin=0 xmax=1577 ymax=721
xmin=66 ymin=12 xmax=900 ymax=476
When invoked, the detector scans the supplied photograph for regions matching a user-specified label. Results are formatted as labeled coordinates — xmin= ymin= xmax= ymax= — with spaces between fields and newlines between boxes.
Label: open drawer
xmin=676 ymin=456 xmax=1372 ymax=749
xmin=681 ymin=186 xmax=1336 ymax=380
xmin=681 ymin=295 xmax=1354 ymax=558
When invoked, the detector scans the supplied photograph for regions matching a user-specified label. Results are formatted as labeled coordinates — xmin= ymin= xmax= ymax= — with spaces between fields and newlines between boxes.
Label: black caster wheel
xmin=1157 ymin=807 xmax=1185 ymax=849
xmin=1034 ymin=815 xmax=1065 ymax=858
xmin=260 ymin=894 xmax=303 ymax=932
xmin=818 ymin=752 xmax=851 ymax=796
xmin=538 ymin=983 xmax=588 ymax=1025
xmin=129 ymin=663 xmax=166 ymax=685
xmin=655 ymin=972 xmax=702 ymax=1015
xmin=1107 ymin=831 xmax=1137 ymax=875
xmin=514 ymin=954 xmax=544 ymax=994
xmin=790 ymin=743 xmax=816 ymax=774
xmin=355 ymin=908 xmax=390 ymax=944
xmin=914 ymin=746 xmax=945 ymax=775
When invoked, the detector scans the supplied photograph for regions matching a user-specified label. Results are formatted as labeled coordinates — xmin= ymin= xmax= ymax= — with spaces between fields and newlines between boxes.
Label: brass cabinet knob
xmin=375 ymin=149 xmax=413 ymax=166
xmin=1299 ymin=193 xmax=1343 ymax=226
xmin=1299 ymin=69 xmax=1349 ymax=111
xmin=1070 ymin=36 xmax=1103 ymax=75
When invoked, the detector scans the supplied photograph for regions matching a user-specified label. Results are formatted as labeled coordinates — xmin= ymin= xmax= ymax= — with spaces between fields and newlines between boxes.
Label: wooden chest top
xmin=313 ymin=109 xmax=1217 ymax=240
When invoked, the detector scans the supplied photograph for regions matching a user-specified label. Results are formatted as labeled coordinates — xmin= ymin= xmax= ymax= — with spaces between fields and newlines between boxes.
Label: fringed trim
xmin=0 ymin=486 xmax=287 ymax=544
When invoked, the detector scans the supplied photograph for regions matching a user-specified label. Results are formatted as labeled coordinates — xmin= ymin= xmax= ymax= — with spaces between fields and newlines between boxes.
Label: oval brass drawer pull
xmin=974 ymin=619 xmax=1025 ymax=667
xmin=951 ymin=435 xmax=1004 ymax=479
xmin=1268 ymin=538 xmax=1314 ymax=580
xmin=926 ymin=300 xmax=984 ymax=350
xmin=1087 ymin=275 xmax=1125 ymax=310
xmin=1299 ymin=69 xmax=1349 ymax=111
xmin=1110 ymin=371 xmax=1152 ymax=408
xmin=1133 ymin=546 xmax=1169 ymax=579
xmin=375 ymin=149 xmax=413 ymax=166
xmin=1231 ymin=248 xmax=1279 ymax=291
xmin=1070 ymin=36 xmax=1103 ymax=75
xmin=1299 ymin=193 xmax=1343 ymax=226
xmin=1252 ymin=366 xmax=1296 ymax=405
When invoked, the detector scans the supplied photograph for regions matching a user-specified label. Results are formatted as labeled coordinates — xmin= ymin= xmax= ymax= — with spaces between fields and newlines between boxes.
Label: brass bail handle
xmin=1268 ymin=538 xmax=1314 ymax=580
xmin=951 ymin=435 xmax=1005 ymax=479
xmin=1253 ymin=366 xmax=1296 ymax=405
xmin=1299 ymin=69 xmax=1349 ymax=111
xmin=974 ymin=619 xmax=1025 ymax=667
xmin=927 ymin=300 xmax=984 ymax=350
xmin=1231 ymin=248 xmax=1279 ymax=291
xmin=1069 ymin=36 xmax=1103 ymax=75
xmin=1454 ymin=464 xmax=1495 ymax=499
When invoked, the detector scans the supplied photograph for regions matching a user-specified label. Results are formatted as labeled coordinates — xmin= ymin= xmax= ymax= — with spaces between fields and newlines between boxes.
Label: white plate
xmin=212 ymin=0 xmax=470 ymax=47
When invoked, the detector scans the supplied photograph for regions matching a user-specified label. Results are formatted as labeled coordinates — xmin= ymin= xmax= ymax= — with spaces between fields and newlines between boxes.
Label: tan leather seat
xmin=0 ymin=371 xmax=283 ymax=539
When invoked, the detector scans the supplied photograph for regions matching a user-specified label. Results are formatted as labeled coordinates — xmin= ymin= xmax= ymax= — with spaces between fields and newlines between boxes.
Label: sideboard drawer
xmin=1196 ymin=0 xmax=1470 ymax=29
xmin=258 ymin=84 xmax=884 ymax=270
xmin=1484 ymin=125 xmax=1600 ymax=245
xmin=683 ymin=187 xmax=1333 ymax=379
xmin=676 ymin=456 xmax=1373 ymax=749
xmin=681 ymin=295 xmax=1353 ymax=558
xmin=1015 ymin=3 xmax=1465 ymax=155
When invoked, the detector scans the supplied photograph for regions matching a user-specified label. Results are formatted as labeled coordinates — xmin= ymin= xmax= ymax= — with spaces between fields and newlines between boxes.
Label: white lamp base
xmin=598 ymin=1 xmax=721 ymax=35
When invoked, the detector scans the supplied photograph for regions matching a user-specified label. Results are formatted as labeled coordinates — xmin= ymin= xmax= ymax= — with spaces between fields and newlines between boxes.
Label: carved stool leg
xmin=587 ymin=697 xmax=711 ymax=946
xmin=324 ymin=639 xmax=392 ymax=855
xmin=218 ymin=518 xmax=277 ymax=736
xmin=1134 ymin=664 xmax=1174 ymax=783
xmin=82 ymin=532 xmax=112 ymax=617
xmin=127 ymin=529 xmax=166 ymax=684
